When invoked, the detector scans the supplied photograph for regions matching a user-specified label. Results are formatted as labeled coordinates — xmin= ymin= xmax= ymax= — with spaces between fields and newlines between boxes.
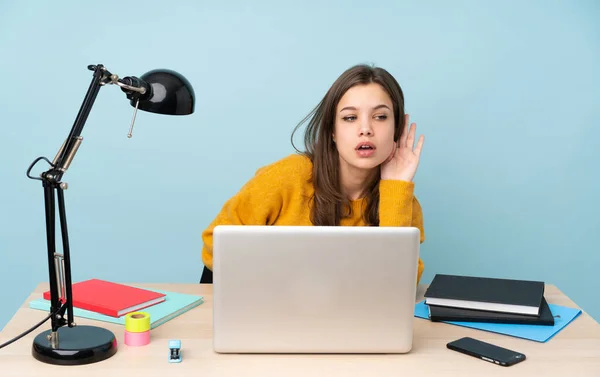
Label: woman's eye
xmin=375 ymin=114 xmax=388 ymax=120
xmin=342 ymin=116 xmax=357 ymax=121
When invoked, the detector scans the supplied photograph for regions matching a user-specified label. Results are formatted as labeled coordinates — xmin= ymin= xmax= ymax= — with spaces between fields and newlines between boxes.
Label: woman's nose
xmin=359 ymin=123 xmax=373 ymax=136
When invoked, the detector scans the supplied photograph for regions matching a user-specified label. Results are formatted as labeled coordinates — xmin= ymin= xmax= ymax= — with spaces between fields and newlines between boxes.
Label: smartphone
xmin=447 ymin=337 xmax=526 ymax=367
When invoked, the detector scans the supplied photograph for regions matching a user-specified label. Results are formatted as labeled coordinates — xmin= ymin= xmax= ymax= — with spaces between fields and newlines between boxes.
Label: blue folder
xmin=414 ymin=300 xmax=581 ymax=342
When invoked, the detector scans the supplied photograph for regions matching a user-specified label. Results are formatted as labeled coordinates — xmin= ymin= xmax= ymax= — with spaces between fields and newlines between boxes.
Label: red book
xmin=42 ymin=278 xmax=166 ymax=317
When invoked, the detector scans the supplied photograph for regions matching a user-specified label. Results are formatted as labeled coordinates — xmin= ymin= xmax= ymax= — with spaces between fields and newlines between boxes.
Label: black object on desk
xmin=25 ymin=64 xmax=194 ymax=366
xmin=424 ymin=274 xmax=545 ymax=316
xmin=447 ymin=337 xmax=526 ymax=367
xmin=200 ymin=266 xmax=213 ymax=284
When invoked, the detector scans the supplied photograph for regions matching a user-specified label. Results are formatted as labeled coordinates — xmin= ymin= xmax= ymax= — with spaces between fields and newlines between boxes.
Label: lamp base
xmin=32 ymin=325 xmax=117 ymax=365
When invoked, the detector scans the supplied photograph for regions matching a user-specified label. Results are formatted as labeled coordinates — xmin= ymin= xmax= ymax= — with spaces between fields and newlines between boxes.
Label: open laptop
xmin=212 ymin=225 xmax=420 ymax=354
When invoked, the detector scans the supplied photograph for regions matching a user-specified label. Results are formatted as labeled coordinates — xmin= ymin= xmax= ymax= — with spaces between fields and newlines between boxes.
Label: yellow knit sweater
xmin=202 ymin=153 xmax=425 ymax=283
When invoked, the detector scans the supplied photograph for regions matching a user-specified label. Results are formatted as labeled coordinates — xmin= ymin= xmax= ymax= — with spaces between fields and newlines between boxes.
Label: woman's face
xmin=333 ymin=82 xmax=396 ymax=174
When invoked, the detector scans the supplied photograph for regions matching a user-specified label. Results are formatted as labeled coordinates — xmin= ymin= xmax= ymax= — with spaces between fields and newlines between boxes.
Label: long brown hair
xmin=291 ymin=64 xmax=406 ymax=226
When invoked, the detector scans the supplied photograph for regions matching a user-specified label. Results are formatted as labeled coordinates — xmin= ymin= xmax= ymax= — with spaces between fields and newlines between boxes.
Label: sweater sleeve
xmin=201 ymin=165 xmax=284 ymax=271
xmin=378 ymin=179 xmax=426 ymax=283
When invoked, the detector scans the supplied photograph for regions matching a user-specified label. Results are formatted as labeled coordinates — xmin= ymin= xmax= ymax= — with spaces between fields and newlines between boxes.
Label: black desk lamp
xmin=24 ymin=64 xmax=195 ymax=365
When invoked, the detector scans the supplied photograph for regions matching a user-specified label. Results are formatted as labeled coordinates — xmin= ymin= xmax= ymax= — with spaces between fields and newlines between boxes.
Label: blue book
xmin=414 ymin=300 xmax=581 ymax=342
xmin=29 ymin=288 xmax=203 ymax=329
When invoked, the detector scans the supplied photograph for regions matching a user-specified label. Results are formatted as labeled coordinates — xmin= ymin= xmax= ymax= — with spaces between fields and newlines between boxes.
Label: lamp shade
xmin=133 ymin=69 xmax=195 ymax=115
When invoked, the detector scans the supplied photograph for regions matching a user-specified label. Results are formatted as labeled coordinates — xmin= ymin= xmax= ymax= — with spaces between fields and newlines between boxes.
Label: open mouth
xmin=355 ymin=142 xmax=376 ymax=157
xmin=355 ymin=142 xmax=376 ymax=151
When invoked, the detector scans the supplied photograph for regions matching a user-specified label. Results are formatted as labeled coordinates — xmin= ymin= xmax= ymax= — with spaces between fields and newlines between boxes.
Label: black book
xmin=427 ymin=297 xmax=555 ymax=326
xmin=424 ymin=274 xmax=545 ymax=316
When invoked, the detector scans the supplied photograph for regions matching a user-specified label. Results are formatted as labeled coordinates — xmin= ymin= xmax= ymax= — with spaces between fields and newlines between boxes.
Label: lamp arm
xmin=27 ymin=64 xmax=138 ymax=342
xmin=29 ymin=65 xmax=109 ymax=340
xmin=48 ymin=65 xmax=110 ymax=182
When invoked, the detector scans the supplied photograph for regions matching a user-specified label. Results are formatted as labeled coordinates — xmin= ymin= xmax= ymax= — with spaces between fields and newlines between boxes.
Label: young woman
xmin=200 ymin=64 xmax=425 ymax=283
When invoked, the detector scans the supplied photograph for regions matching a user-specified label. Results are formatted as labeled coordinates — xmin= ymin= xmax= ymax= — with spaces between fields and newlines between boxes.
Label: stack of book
xmin=35 ymin=278 xmax=204 ymax=329
xmin=423 ymin=274 xmax=554 ymax=326
xmin=43 ymin=278 xmax=169 ymax=317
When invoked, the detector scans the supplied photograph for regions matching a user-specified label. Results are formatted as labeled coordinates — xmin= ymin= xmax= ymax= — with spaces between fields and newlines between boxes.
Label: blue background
xmin=1 ymin=0 xmax=599 ymax=331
